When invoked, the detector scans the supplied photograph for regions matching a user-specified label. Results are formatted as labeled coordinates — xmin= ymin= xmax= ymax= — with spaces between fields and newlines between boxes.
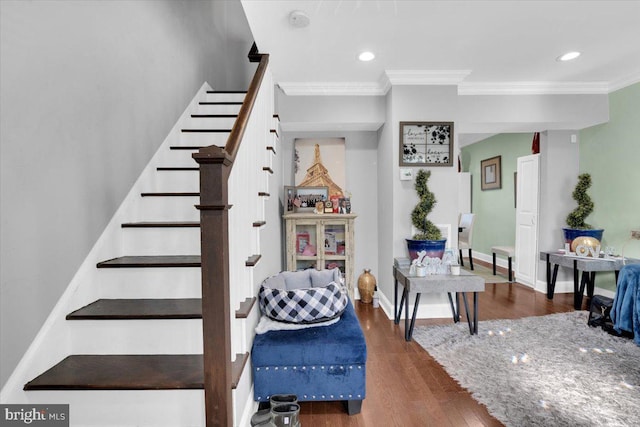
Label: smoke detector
xmin=289 ymin=10 xmax=310 ymax=28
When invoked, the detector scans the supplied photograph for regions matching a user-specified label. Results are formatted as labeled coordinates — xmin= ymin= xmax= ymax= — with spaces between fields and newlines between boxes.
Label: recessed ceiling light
xmin=358 ymin=51 xmax=375 ymax=62
xmin=557 ymin=51 xmax=581 ymax=62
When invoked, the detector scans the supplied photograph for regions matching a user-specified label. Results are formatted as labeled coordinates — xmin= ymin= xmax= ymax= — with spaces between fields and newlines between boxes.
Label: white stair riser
xmin=185 ymin=116 xmax=237 ymax=129
xmin=122 ymin=228 xmax=201 ymax=255
xmin=142 ymin=170 xmax=199 ymax=193
xmin=95 ymin=268 xmax=201 ymax=299
xmin=179 ymin=131 xmax=230 ymax=147
xmin=195 ymin=103 xmax=242 ymax=115
xmin=153 ymin=146 xmax=200 ymax=168
xmin=132 ymin=196 xmax=200 ymax=222
xmin=70 ymin=320 xmax=203 ymax=354
xmin=204 ymin=92 xmax=245 ymax=103
xmin=23 ymin=390 xmax=205 ymax=427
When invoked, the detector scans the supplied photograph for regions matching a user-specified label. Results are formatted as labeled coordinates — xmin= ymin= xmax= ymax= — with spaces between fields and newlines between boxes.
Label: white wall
xmin=279 ymin=130 xmax=379 ymax=284
xmin=458 ymin=93 xmax=609 ymax=134
xmin=536 ymin=130 xmax=582 ymax=288
xmin=0 ymin=0 xmax=254 ymax=388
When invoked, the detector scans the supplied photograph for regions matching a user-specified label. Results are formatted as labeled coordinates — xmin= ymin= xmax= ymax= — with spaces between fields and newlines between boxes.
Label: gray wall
xmin=0 ymin=0 xmax=254 ymax=387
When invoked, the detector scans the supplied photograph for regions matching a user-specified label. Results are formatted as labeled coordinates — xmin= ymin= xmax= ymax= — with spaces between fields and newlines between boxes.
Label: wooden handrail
xmin=193 ymin=48 xmax=269 ymax=166
xmin=192 ymin=45 xmax=270 ymax=427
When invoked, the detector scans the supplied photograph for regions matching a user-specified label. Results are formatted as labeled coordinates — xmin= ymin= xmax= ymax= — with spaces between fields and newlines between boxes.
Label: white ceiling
xmin=241 ymin=0 xmax=640 ymax=96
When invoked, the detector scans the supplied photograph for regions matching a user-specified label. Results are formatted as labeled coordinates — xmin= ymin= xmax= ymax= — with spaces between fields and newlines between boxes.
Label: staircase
xmin=17 ymin=55 xmax=279 ymax=425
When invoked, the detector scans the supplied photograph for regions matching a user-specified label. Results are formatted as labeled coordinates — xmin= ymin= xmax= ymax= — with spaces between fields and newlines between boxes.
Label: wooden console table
xmin=540 ymin=251 xmax=640 ymax=310
xmin=393 ymin=258 xmax=485 ymax=341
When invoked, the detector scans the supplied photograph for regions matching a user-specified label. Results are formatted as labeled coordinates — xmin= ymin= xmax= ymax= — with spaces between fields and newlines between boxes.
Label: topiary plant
xmin=411 ymin=169 xmax=443 ymax=240
xmin=566 ymin=173 xmax=595 ymax=230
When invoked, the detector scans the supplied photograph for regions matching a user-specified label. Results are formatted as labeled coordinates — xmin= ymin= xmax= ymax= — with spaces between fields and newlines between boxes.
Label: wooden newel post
xmin=193 ymin=147 xmax=234 ymax=427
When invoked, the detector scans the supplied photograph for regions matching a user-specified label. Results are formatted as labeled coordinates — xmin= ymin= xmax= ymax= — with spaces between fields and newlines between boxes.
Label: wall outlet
xmin=632 ymin=230 xmax=640 ymax=240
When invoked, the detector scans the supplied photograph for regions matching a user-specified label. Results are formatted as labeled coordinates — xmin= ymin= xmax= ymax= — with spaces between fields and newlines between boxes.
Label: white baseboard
xmin=377 ymin=289 xmax=457 ymax=320
xmin=534 ymin=279 xmax=616 ymax=299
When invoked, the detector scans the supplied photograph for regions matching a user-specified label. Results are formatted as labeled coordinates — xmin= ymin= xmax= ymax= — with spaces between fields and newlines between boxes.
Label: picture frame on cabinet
xmin=294 ymin=186 xmax=329 ymax=212
xmin=285 ymin=185 xmax=296 ymax=213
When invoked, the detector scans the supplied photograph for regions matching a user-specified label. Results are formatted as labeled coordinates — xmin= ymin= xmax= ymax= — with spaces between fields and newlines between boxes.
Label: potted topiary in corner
xmin=406 ymin=169 xmax=447 ymax=260
xmin=563 ymin=173 xmax=604 ymax=246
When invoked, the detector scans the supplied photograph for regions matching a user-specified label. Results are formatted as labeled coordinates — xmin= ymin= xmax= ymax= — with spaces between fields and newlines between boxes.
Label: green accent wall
xmin=461 ymin=133 xmax=532 ymax=257
xmin=579 ymin=82 xmax=640 ymax=290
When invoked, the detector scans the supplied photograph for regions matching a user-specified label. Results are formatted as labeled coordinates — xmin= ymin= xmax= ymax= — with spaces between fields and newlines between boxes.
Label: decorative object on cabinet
xmin=338 ymin=197 xmax=351 ymax=214
xmin=285 ymin=185 xmax=296 ymax=213
xmin=481 ymin=155 xmax=502 ymax=190
xmin=562 ymin=173 xmax=604 ymax=245
xmin=399 ymin=121 xmax=454 ymax=167
xmin=284 ymin=212 xmax=356 ymax=298
xmin=295 ymin=139 xmax=345 ymax=197
xmin=284 ymin=186 xmax=328 ymax=213
xmin=406 ymin=169 xmax=446 ymax=260
xmin=357 ymin=269 xmax=377 ymax=303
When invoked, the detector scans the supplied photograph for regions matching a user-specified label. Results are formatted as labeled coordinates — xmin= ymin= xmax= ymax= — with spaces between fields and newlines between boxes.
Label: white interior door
xmin=515 ymin=154 xmax=540 ymax=288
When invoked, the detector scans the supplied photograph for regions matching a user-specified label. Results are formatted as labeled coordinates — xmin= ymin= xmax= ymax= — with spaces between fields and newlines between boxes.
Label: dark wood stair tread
xmin=97 ymin=256 xmax=201 ymax=268
xmin=121 ymin=221 xmax=200 ymax=228
xmin=205 ymin=90 xmax=246 ymax=94
xmin=141 ymin=192 xmax=199 ymax=197
xmin=170 ymin=146 xmax=209 ymax=151
xmin=181 ymin=129 xmax=232 ymax=133
xmin=199 ymin=101 xmax=243 ymax=105
xmin=191 ymin=114 xmax=238 ymax=118
xmin=24 ymin=355 xmax=204 ymax=390
xmin=67 ymin=299 xmax=202 ymax=320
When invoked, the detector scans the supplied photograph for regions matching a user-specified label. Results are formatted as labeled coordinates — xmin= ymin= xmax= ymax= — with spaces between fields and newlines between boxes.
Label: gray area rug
xmin=413 ymin=311 xmax=640 ymax=427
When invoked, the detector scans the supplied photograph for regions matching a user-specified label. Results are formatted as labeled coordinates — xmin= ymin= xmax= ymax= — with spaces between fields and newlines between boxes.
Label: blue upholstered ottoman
xmin=251 ymin=300 xmax=367 ymax=414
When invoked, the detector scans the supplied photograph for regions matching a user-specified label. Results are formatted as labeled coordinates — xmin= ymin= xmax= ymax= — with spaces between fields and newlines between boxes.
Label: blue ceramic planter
xmin=406 ymin=239 xmax=447 ymax=260
xmin=562 ymin=228 xmax=604 ymax=244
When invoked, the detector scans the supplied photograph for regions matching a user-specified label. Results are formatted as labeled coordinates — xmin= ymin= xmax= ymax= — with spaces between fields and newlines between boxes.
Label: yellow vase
xmin=357 ymin=269 xmax=377 ymax=304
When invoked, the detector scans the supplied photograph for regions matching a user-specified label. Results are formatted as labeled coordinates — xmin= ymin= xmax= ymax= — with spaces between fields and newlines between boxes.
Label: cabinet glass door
xmin=323 ymin=221 xmax=347 ymax=272
xmin=295 ymin=222 xmax=318 ymax=270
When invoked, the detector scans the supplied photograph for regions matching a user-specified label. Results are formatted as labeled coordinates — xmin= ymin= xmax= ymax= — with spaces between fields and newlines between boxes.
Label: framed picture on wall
xmin=399 ymin=121 xmax=454 ymax=167
xmin=481 ymin=156 xmax=502 ymax=190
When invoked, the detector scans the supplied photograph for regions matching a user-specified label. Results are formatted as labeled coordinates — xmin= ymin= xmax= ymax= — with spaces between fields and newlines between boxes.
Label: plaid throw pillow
xmin=259 ymin=282 xmax=348 ymax=324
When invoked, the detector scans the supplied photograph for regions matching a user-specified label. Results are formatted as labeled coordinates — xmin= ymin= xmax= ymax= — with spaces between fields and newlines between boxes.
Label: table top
xmin=539 ymin=250 xmax=639 ymax=271
xmin=393 ymin=265 xmax=485 ymax=293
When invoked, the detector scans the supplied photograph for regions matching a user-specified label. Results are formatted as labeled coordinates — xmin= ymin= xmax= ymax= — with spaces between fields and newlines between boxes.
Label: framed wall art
xmin=399 ymin=121 xmax=454 ymax=167
xmin=481 ymin=155 xmax=502 ymax=191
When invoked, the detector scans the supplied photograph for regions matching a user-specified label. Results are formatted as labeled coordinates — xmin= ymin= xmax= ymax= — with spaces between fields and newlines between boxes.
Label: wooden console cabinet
xmin=283 ymin=213 xmax=356 ymax=298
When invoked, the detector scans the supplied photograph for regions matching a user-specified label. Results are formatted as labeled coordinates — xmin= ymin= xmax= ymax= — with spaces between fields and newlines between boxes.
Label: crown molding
xmin=383 ymin=70 xmax=472 ymax=86
xmin=279 ymin=121 xmax=384 ymax=132
xmin=276 ymin=71 xmax=639 ymax=97
xmin=277 ymin=81 xmax=386 ymax=96
xmin=608 ymin=72 xmax=640 ymax=93
xmin=458 ymin=81 xmax=610 ymax=96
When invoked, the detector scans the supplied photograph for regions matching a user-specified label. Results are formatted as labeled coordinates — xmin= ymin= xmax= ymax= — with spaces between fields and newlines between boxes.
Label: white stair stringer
xmin=1 ymin=68 xmax=279 ymax=426
xmin=0 ymin=83 xmax=214 ymax=426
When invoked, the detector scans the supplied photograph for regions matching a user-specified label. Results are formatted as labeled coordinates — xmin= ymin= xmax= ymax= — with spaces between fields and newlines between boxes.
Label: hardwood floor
xmin=297 ymin=274 xmax=578 ymax=426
